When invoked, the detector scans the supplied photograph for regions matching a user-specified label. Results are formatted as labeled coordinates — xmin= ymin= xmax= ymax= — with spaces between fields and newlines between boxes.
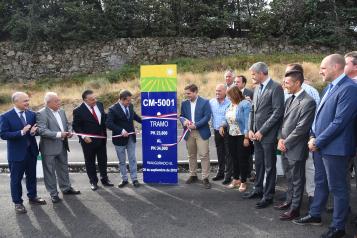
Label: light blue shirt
xmin=119 ymin=102 xmax=130 ymax=118
xmin=209 ymin=97 xmax=230 ymax=130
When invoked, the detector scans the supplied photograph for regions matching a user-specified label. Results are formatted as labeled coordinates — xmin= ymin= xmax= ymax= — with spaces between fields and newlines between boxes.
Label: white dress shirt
xmin=190 ymin=97 xmax=198 ymax=123
xmin=14 ymin=107 xmax=27 ymax=136
xmin=50 ymin=109 xmax=64 ymax=138
xmin=85 ymin=103 xmax=101 ymax=125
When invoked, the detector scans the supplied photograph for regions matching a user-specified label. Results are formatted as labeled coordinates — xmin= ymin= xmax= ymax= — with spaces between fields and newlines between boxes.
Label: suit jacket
xmin=249 ymin=79 xmax=285 ymax=143
xmin=106 ymin=103 xmax=142 ymax=146
xmin=313 ymin=75 xmax=357 ymax=157
xmin=0 ymin=108 xmax=39 ymax=161
xmin=72 ymin=102 xmax=107 ymax=147
xmin=36 ymin=107 xmax=71 ymax=156
xmin=243 ymin=88 xmax=254 ymax=100
xmin=279 ymin=91 xmax=316 ymax=161
xmin=180 ymin=96 xmax=212 ymax=140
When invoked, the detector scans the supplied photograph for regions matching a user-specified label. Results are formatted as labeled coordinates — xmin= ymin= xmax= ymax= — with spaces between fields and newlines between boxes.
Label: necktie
xmin=258 ymin=84 xmax=264 ymax=97
xmin=125 ymin=107 xmax=129 ymax=119
xmin=288 ymin=94 xmax=295 ymax=109
xmin=19 ymin=111 xmax=27 ymax=126
xmin=91 ymin=106 xmax=99 ymax=124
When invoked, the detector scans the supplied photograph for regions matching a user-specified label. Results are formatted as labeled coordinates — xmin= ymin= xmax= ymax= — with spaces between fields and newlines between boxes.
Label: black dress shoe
xmin=15 ymin=204 xmax=27 ymax=214
xmin=292 ymin=214 xmax=322 ymax=226
xmin=51 ymin=195 xmax=61 ymax=203
xmin=242 ymin=191 xmax=263 ymax=199
xmin=133 ymin=180 xmax=140 ymax=188
xmin=320 ymin=227 xmax=345 ymax=238
xmin=274 ymin=201 xmax=291 ymax=210
xmin=222 ymin=178 xmax=232 ymax=185
xmin=279 ymin=209 xmax=300 ymax=221
xmin=212 ymin=174 xmax=224 ymax=181
xmin=29 ymin=197 xmax=47 ymax=205
xmin=102 ymin=180 xmax=114 ymax=187
xmin=118 ymin=181 xmax=129 ymax=188
xmin=255 ymin=199 xmax=273 ymax=209
xmin=63 ymin=187 xmax=81 ymax=195
xmin=90 ymin=183 xmax=98 ymax=191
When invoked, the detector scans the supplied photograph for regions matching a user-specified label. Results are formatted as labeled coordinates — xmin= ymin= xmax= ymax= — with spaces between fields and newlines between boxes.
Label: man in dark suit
xmin=0 ymin=92 xmax=46 ymax=214
xmin=234 ymin=75 xmax=254 ymax=100
xmin=73 ymin=90 xmax=113 ymax=191
xmin=293 ymin=54 xmax=357 ymax=238
xmin=244 ymin=62 xmax=285 ymax=209
xmin=276 ymin=70 xmax=316 ymax=221
xmin=107 ymin=90 xmax=142 ymax=188
xmin=181 ymin=84 xmax=212 ymax=189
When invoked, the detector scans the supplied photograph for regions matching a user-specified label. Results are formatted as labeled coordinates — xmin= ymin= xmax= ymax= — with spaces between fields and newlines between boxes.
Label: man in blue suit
xmin=0 ymin=92 xmax=46 ymax=214
xmin=293 ymin=54 xmax=357 ymax=238
xmin=181 ymin=84 xmax=212 ymax=189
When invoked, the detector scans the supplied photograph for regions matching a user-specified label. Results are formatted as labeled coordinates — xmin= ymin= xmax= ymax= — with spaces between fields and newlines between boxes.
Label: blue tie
xmin=258 ymin=84 xmax=264 ymax=97
xmin=125 ymin=107 xmax=129 ymax=119
xmin=19 ymin=111 xmax=27 ymax=126
xmin=319 ymin=83 xmax=333 ymax=107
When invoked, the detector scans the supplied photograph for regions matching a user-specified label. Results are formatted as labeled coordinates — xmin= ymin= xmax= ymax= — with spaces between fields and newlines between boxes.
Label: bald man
xmin=0 ymin=92 xmax=46 ymax=214
xmin=209 ymin=84 xmax=231 ymax=181
xmin=293 ymin=54 xmax=357 ymax=238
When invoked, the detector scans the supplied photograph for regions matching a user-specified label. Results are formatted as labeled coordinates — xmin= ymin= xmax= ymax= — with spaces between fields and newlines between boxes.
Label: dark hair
xmin=287 ymin=63 xmax=304 ymax=75
xmin=227 ymin=86 xmax=244 ymax=104
xmin=82 ymin=89 xmax=94 ymax=100
xmin=237 ymin=75 xmax=247 ymax=85
xmin=119 ymin=90 xmax=132 ymax=100
xmin=285 ymin=70 xmax=304 ymax=85
xmin=184 ymin=83 xmax=198 ymax=93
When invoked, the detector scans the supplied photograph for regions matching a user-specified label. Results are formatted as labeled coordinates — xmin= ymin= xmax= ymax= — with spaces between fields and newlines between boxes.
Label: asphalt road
xmin=0 ymin=130 xmax=217 ymax=164
xmin=0 ymin=173 xmax=356 ymax=238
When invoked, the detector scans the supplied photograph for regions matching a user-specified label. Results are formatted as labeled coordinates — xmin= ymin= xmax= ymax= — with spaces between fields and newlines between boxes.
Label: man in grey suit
xmin=276 ymin=70 xmax=316 ymax=220
xmin=244 ymin=62 xmax=285 ymax=209
xmin=37 ymin=92 xmax=80 ymax=203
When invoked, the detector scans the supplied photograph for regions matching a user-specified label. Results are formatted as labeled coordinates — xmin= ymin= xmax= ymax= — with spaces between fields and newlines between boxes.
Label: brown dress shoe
xmin=29 ymin=197 xmax=47 ymax=205
xmin=279 ymin=210 xmax=300 ymax=221
xmin=274 ymin=201 xmax=291 ymax=210
xmin=185 ymin=176 xmax=198 ymax=184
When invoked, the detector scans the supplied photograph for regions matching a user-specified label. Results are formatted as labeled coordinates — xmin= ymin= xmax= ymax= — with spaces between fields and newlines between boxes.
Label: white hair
xmin=224 ymin=69 xmax=235 ymax=78
xmin=44 ymin=92 xmax=58 ymax=105
xmin=11 ymin=92 xmax=27 ymax=103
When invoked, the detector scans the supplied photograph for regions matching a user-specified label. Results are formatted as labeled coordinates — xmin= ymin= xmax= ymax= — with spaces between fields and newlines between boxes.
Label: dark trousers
xmin=282 ymin=157 xmax=306 ymax=210
xmin=214 ymin=130 xmax=226 ymax=175
xmin=228 ymin=135 xmax=250 ymax=183
xmin=254 ymin=141 xmax=277 ymax=200
xmin=224 ymin=129 xmax=233 ymax=180
xmin=8 ymin=148 xmax=37 ymax=204
xmin=310 ymin=153 xmax=349 ymax=230
xmin=81 ymin=141 xmax=108 ymax=184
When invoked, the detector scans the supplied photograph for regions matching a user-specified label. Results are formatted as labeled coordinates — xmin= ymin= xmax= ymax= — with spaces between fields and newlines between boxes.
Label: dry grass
xmin=0 ymin=62 xmax=324 ymax=119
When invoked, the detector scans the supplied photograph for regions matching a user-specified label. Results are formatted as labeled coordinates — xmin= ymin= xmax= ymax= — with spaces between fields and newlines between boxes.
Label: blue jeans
xmin=114 ymin=136 xmax=137 ymax=182
xmin=310 ymin=152 xmax=349 ymax=230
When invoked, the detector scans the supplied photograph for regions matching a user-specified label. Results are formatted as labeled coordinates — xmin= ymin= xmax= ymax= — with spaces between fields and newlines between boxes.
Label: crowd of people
xmin=182 ymin=52 xmax=357 ymax=238
xmin=1 ymin=52 xmax=357 ymax=238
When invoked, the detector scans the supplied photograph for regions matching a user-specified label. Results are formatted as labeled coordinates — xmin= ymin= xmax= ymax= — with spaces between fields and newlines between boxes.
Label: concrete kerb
xmin=0 ymin=160 xmax=219 ymax=173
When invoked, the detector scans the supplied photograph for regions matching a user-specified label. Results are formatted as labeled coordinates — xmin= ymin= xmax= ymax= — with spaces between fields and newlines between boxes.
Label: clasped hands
xmin=22 ymin=124 xmax=38 ymax=135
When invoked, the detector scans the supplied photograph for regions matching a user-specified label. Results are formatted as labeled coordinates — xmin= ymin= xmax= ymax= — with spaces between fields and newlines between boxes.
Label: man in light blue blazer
xmin=181 ymin=84 xmax=212 ymax=189
xmin=293 ymin=54 xmax=357 ymax=238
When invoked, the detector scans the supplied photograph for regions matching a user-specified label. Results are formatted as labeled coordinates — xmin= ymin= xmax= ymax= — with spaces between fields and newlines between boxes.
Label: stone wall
xmin=0 ymin=37 xmax=353 ymax=82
